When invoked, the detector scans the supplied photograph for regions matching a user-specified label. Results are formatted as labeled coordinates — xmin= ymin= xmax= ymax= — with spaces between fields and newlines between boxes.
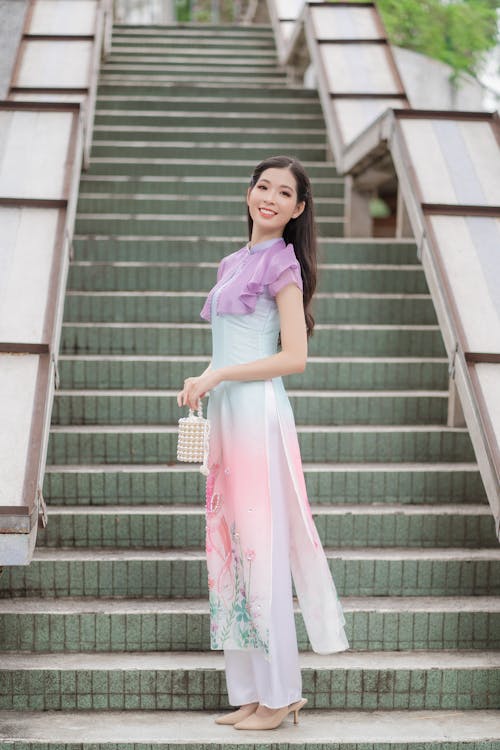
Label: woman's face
xmin=247 ymin=167 xmax=305 ymax=236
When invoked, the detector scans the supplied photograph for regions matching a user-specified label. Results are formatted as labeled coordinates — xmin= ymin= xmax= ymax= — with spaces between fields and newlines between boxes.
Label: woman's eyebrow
xmin=256 ymin=177 xmax=295 ymax=192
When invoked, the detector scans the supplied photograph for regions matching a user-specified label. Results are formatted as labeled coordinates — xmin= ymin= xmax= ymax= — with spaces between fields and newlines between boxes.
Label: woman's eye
xmin=258 ymin=185 xmax=266 ymax=190
xmin=281 ymin=192 xmax=291 ymax=198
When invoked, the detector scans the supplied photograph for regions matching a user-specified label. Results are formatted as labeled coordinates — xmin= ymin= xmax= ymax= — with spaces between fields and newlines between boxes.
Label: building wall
xmin=0 ymin=0 xmax=28 ymax=99
xmin=393 ymin=46 xmax=487 ymax=111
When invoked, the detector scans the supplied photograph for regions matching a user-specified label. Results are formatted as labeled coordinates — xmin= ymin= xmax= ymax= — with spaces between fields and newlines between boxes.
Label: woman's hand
xmin=176 ymin=369 xmax=220 ymax=410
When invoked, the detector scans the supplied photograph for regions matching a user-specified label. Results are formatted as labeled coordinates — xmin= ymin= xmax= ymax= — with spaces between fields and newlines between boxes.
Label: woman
xmin=177 ymin=155 xmax=349 ymax=730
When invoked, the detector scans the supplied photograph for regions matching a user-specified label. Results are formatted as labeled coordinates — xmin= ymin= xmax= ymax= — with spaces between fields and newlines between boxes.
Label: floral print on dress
xmin=205 ymin=462 xmax=269 ymax=653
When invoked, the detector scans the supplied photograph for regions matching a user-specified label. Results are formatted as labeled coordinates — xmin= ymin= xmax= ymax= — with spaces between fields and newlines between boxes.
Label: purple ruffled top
xmin=200 ymin=237 xmax=303 ymax=322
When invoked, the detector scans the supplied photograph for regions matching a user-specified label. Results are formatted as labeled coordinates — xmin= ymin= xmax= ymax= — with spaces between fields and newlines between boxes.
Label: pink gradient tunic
xmin=201 ymin=237 xmax=349 ymax=656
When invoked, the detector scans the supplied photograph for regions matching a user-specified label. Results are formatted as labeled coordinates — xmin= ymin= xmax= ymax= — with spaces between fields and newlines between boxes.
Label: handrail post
xmin=212 ymin=0 xmax=220 ymax=23
xmin=161 ymin=0 xmax=176 ymax=23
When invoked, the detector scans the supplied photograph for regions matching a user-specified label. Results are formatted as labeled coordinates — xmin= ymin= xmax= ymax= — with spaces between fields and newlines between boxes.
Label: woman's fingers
xmin=177 ymin=377 xmax=206 ymax=409
xmin=176 ymin=389 xmax=188 ymax=407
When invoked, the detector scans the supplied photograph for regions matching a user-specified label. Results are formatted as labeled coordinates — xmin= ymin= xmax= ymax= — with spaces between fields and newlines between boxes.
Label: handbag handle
xmin=188 ymin=399 xmax=204 ymax=420
xmin=181 ymin=399 xmax=209 ymax=476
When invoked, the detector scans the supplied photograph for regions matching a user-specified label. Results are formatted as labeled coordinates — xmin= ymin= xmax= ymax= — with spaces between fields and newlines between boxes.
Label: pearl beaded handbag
xmin=177 ymin=400 xmax=210 ymax=476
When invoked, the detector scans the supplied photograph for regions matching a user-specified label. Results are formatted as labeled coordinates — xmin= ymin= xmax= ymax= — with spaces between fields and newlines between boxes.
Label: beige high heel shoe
xmin=215 ymin=702 xmax=258 ymax=725
xmin=233 ymin=698 xmax=307 ymax=730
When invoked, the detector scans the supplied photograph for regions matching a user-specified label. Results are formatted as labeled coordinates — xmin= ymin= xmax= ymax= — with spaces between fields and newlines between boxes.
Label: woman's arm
xmin=200 ymin=360 xmax=212 ymax=376
xmin=177 ymin=284 xmax=307 ymax=409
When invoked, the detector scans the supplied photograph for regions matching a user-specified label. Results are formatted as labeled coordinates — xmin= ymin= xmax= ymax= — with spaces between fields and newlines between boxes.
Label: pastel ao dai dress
xmin=200 ymin=236 xmax=349 ymax=704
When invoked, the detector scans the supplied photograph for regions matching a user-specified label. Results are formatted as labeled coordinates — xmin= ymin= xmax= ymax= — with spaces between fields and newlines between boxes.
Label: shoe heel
xmin=291 ymin=698 xmax=307 ymax=725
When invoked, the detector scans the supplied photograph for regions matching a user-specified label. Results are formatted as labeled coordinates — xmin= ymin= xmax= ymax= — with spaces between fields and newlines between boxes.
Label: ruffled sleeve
xmin=200 ymin=239 xmax=302 ymax=320
xmin=268 ymin=264 xmax=303 ymax=298
xmin=239 ymin=241 xmax=302 ymax=312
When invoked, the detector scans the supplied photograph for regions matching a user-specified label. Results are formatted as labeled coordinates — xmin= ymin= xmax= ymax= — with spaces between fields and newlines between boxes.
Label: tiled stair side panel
xmin=73 ymin=215 xmax=344 ymax=237
xmin=2 ymin=599 xmax=499 ymax=652
xmin=73 ymin=219 xmax=344 ymax=238
xmin=85 ymin=159 xmax=340 ymax=178
xmin=66 ymin=264 xmax=432 ymax=293
xmin=49 ymin=391 xmax=454 ymax=427
xmin=94 ymin=83 xmax=320 ymax=99
xmin=89 ymin=128 xmax=329 ymax=145
xmin=94 ymin=97 xmax=327 ymax=115
xmin=35 ymin=505 xmax=498 ymax=549
xmin=62 ymin=293 xmax=439 ymax=324
xmin=89 ymin=143 xmax=325 ymax=162
xmin=2 ymin=741 xmax=500 ymax=750
xmin=0 ymin=671 xmax=498 ymax=712
xmin=0 ymin=652 xmax=499 ymax=711
xmin=46 ymin=427 xmax=477 ymax=464
xmin=2 ymin=551 xmax=500 ymax=598
xmin=71 ymin=238 xmax=418 ymax=263
xmin=42 ymin=465 xmax=487 ymax=506
xmin=59 ymin=325 xmax=446 ymax=357
xmin=87 ymin=122 xmax=330 ymax=145
xmin=56 ymin=356 xmax=449 ymax=390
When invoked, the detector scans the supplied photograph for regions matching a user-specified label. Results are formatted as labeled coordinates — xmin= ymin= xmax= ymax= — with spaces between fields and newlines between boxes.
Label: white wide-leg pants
xmin=223 ymin=410 xmax=302 ymax=709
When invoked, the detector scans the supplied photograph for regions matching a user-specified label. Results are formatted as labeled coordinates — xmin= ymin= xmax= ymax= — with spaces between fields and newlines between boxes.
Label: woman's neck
xmin=248 ymin=233 xmax=283 ymax=249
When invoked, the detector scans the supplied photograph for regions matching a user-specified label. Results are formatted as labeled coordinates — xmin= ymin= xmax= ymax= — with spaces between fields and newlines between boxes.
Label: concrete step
xmin=111 ymin=33 xmax=274 ymax=44
xmin=2 ymin=596 xmax=498 ymax=653
xmin=89 ymin=140 xmax=326 ymax=161
xmin=73 ymin=213 xmax=344 ymax=237
xmin=101 ymin=63 xmax=284 ymax=77
xmin=57 ymin=354 xmax=449 ymax=391
xmin=42 ymin=460 xmax=486 ymax=507
xmin=84 ymin=158 xmax=339 ymax=178
xmin=109 ymin=42 xmax=276 ymax=52
xmin=1 ymin=708 xmax=500 ymax=746
xmin=104 ymin=55 xmax=279 ymax=68
xmin=111 ymin=24 xmax=275 ymax=39
xmin=49 ymin=388 xmax=453 ymax=427
xmin=108 ymin=45 xmax=277 ymax=58
xmin=91 ymin=123 xmax=327 ymax=143
xmin=92 ymin=111 xmax=327 ymax=130
xmin=78 ymin=172 xmax=342 ymax=197
xmin=5 ymin=547 xmax=498 ymax=598
xmin=59 ymin=322 xmax=446 ymax=357
xmin=63 ymin=291 xmax=438 ymax=325
xmin=46 ymin=425 xmax=475 ymax=465
xmin=95 ymin=75 xmax=303 ymax=93
xmin=0 ymin=650 xmax=498 ymax=710
xmin=72 ymin=236 xmax=418 ymax=264
xmin=95 ymin=93 xmax=324 ymax=115
xmin=36 ymin=504 xmax=496 ymax=550
xmin=112 ymin=22 xmax=274 ymax=32
xmin=66 ymin=261 xmax=429 ymax=294
xmin=91 ymin=129 xmax=328 ymax=148
xmin=103 ymin=56 xmax=280 ymax=68
xmin=111 ymin=38 xmax=276 ymax=49
xmin=95 ymin=80 xmax=316 ymax=95
xmin=98 ymin=72 xmax=289 ymax=85
xmin=75 ymin=193 xmax=340 ymax=216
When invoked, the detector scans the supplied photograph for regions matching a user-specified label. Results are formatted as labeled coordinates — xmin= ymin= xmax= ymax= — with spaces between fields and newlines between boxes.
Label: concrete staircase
xmin=0 ymin=22 xmax=499 ymax=748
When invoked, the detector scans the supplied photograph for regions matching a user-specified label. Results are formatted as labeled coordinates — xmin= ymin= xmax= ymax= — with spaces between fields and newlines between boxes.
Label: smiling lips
xmin=259 ymin=206 xmax=277 ymax=218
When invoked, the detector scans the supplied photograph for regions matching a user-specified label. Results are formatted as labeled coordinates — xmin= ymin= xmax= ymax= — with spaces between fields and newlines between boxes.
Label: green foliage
xmin=176 ymin=0 xmax=238 ymax=23
xmin=374 ymin=0 xmax=498 ymax=77
xmin=175 ymin=0 xmax=191 ymax=22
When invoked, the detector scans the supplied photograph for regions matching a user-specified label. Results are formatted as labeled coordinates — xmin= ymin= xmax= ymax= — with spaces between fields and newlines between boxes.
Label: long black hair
xmin=247 ymin=155 xmax=317 ymax=337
